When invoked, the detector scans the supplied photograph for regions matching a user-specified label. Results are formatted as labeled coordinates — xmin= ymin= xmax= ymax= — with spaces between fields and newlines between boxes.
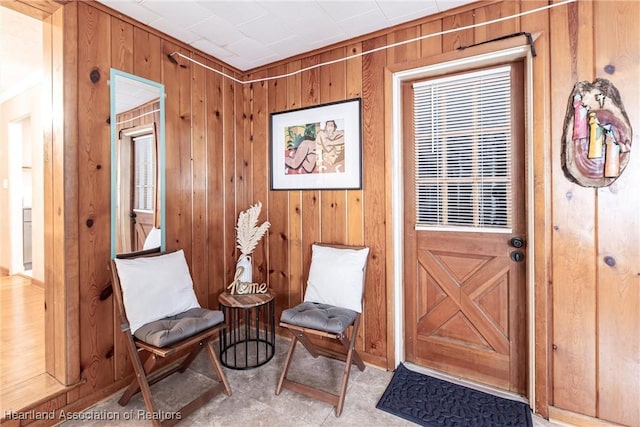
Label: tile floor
xmin=60 ymin=336 xmax=559 ymax=426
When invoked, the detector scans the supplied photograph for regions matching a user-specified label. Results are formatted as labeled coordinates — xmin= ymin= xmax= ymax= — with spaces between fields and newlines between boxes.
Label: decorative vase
xmin=236 ymin=254 xmax=252 ymax=283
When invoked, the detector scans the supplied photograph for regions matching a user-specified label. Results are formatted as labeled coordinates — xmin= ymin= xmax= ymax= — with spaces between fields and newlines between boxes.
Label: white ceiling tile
xmin=236 ymin=15 xmax=295 ymax=45
xmin=376 ymin=0 xmax=439 ymax=20
xmin=259 ymin=1 xmax=329 ymax=20
xmin=436 ymin=0 xmax=477 ymax=12
xmin=266 ymin=35 xmax=311 ymax=57
xmin=283 ymin=12 xmax=345 ymax=43
xmin=226 ymin=37 xmax=277 ymax=59
xmin=99 ymin=0 xmax=162 ymax=24
xmin=149 ymin=18 xmax=201 ymax=44
xmin=317 ymin=1 xmax=380 ymax=22
xmin=139 ymin=0 xmax=212 ymax=27
xmin=335 ymin=9 xmax=389 ymax=38
xmin=190 ymin=39 xmax=235 ymax=60
xmin=188 ymin=16 xmax=246 ymax=46
xmin=225 ymin=56 xmax=261 ymax=72
xmin=196 ymin=0 xmax=269 ymax=25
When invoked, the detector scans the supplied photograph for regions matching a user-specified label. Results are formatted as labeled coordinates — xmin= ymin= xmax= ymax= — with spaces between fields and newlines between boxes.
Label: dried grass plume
xmin=236 ymin=202 xmax=271 ymax=256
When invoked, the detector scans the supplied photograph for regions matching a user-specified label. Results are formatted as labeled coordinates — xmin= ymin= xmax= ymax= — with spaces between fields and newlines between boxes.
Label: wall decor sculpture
xmin=561 ymin=78 xmax=633 ymax=187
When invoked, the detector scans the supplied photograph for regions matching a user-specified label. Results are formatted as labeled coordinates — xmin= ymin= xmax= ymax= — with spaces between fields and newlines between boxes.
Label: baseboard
xmin=15 ymin=273 xmax=44 ymax=289
xmin=30 ymin=277 xmax=45 ymax=289
xmin=0 ymin=266 xmax=8 ymax=276
xmin=549 ymin=406 xmax=625 ymax=427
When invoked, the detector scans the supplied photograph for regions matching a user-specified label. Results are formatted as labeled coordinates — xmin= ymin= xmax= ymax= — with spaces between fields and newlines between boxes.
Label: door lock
xmin=510 ymin=251 xmax=525 ymax=262
xmin=509 ymin=237 xmax=525 ymax=248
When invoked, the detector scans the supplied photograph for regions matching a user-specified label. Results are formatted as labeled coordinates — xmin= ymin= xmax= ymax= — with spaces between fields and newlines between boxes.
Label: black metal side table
xmin=218 ymin=291 xmax=275 ymax=370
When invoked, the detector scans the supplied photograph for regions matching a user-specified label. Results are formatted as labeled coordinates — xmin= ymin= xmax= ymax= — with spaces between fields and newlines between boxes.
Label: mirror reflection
xmin=110 ymin=69 xmax=165 ymax=257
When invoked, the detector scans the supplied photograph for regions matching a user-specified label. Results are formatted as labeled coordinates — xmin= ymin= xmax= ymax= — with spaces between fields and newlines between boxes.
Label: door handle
xmin=510 ymin=251 xmax=525 ymax=262
xmin=509 ymin=237 xmax=525 ymax=248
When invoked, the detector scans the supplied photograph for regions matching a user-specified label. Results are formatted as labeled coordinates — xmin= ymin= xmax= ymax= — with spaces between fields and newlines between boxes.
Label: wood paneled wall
xmin=64 ymin=0 xmax=244 ymax=401
xmin=548 ymin=1 xmax=639 ymax=426
xmin=30 ymin=0 xmax=637 ymax=425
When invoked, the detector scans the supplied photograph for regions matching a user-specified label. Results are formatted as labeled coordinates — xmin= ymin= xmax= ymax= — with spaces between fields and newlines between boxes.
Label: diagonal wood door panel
xmin=418 ymin=243 xmax=510 ymax=355
xmin=406 ymin=232 xmax=526 ymax=393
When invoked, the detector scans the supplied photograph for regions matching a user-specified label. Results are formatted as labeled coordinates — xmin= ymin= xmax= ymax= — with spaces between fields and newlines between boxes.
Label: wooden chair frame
xmin=110 ymin=249 xmax=231 ymax=427
xmin=275 ymin=243 xmax=368 ymax=417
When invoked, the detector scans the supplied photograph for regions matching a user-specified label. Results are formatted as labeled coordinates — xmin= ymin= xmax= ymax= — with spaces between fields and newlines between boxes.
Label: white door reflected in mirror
xmin=110 ymin=69 xmax=166 ymax=257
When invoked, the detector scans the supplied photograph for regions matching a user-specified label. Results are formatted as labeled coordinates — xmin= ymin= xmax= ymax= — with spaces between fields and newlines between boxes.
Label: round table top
xmin=218 ymin=290 xmax=274 ymax=308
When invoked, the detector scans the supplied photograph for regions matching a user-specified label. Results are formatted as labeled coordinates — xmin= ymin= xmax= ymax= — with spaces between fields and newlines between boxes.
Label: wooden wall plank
xmin=58 ymin=0 xmax=80 ymax=387
xmin=249 ymin=74 xmax=270 ymax=284
xmin=110 ymin=17 xmax=132 ymax=72
xmin=594 ymin=1 xmax=640 ymax=425
xmin=132 ymin=28 xmax=161 ymax=82
xmin=285 ymin=61 xmax=303 ymax=309
xmin=236 ymin=83 xmax=249 ymax=211
xmin=191 ymin=53 xmax=208 ymax=304
xmin=267 ymin=64 xmax=291 ymax=316
xmin=420 ymin=20 xmax=443 ymax=58
xmin=76 ymin=1 xmax=113 ymax=393
xmin=387 ymin=26 xmax=420 ymax=66
xmin=360 ymin=34 xmax=388 ymax=365
xmin=549 ymin=0 xmax=597 ymax=416
xmin=345 ymin=42 xmax=364 ymax=248
xmin=162 ymin=43 xmax=193 ymax=261
xmin=442 ymin=9 xmax=475 ymax=52
xmin=222 ymin=75 xmax=238 ymax=288
xmin=205 ymin=58 xmax=226 ymax=307
xmin=319 ymin=47 xmax=347 ymax=245
xmin=473 ymin=1 xmax=519 ymax=42
xmin=109 ymin=15 xmax=133 ymax=383
xmin=300 ymin=55 xmax=321 ymax=290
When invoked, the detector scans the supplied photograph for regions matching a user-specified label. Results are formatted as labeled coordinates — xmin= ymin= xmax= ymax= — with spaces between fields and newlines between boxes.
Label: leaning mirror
xmin=110 ymin=69 xmax=165 ymax=258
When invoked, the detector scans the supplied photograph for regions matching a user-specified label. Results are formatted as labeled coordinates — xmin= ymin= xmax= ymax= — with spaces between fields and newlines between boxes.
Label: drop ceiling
xmin=1 ymin=1 xmax=478 ymax=102
xmin=96 ymin=0 xmax=477 ymax=72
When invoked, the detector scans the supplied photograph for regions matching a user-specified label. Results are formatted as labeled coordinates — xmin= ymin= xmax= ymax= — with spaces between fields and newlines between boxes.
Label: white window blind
xmin=133 ymin=134 xmax=154 ymax=212
xmin=413 ymin=66 xmax=513 ymax=231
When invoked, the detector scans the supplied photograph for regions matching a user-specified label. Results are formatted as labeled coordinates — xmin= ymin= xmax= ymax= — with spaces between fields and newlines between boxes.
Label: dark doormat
xmin=376 ymin=363 xmax=533 ymax=426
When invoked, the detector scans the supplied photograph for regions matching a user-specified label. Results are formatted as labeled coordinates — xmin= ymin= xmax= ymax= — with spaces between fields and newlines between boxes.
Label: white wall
xmin=0 ymin=84 xmax=45 ymax=281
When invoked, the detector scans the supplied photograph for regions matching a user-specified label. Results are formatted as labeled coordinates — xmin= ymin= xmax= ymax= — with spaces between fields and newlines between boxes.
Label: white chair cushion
xmin=303 ymin=244 xmax=369 ymax=313
xmin=114 ymin=250 xmax=200 ymax=334
xmin=143 ymin=227 xmax=162 ymax=250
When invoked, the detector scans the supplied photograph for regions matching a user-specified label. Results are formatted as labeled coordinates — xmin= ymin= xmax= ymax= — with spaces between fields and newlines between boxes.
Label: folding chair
xmin=110 ymin=249 xmax=231 ymax=427
xmin=275 ymin=242 xmax=370 ymax=416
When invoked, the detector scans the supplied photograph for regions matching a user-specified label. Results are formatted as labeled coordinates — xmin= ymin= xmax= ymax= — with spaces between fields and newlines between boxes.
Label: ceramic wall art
xmin=561 ymin=78 xmax=632 ymax=187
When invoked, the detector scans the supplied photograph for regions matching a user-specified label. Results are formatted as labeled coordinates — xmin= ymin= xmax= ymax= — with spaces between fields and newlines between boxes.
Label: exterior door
xmin=128 ymin=132 xmax=156 ymax=252
xmin=403 ymin=62 xmax=527 ymax=394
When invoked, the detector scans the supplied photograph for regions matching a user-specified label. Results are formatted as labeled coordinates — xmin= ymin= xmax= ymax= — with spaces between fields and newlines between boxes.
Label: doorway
xmin=402 ymin=62 xmax=527 ymax=394
xmin=0 ymin=3 xmax=62 ymax=413
xmin=1 ymin=6 xmax=44 ymax=281
xmin=390 ymin=46 xmax=536 ymax=401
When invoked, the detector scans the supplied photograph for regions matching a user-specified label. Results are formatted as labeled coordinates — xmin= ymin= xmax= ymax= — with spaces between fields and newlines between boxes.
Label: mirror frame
xmin=110 ymin=68 xmax=166 ymax=258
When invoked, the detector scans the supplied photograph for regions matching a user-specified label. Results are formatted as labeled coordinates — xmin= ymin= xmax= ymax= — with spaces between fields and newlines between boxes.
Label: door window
xmin=133 ymin=133 xmax=155 ymax=212
xmin=413 ymin=66 xmax=513 ymax=231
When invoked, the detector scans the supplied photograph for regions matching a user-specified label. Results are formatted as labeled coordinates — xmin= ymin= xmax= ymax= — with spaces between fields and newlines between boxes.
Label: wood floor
xmin=0 ymin=275 xmax=65 ymax=416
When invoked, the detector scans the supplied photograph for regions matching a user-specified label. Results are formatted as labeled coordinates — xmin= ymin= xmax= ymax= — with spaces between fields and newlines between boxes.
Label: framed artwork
xmin=270 ymin=98 xmax=362 ymax=190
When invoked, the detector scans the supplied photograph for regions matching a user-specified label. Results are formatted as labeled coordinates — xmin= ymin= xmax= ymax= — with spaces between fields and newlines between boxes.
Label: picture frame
xmin=270 ymin=98 xmax=362 ymax=190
